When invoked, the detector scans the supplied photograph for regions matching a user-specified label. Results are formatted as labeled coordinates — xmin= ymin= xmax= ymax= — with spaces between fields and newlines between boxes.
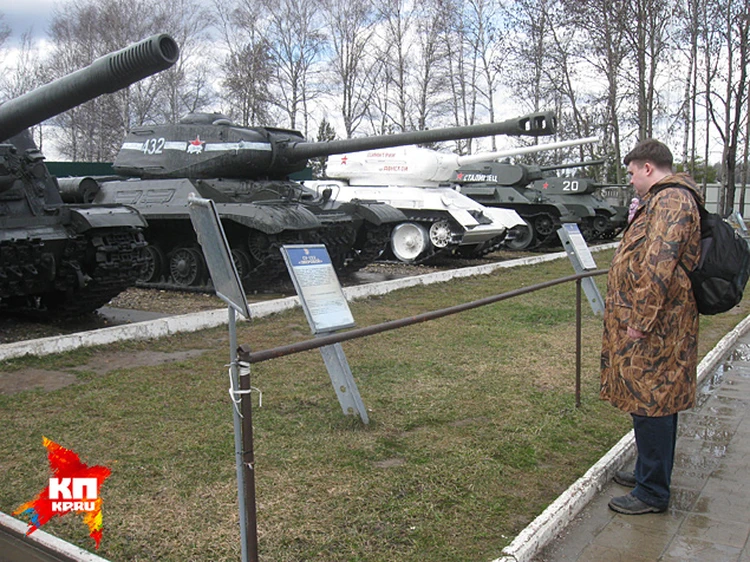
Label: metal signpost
xmin=557 ymin=223 xmax=605 ymax=315
xmin=280 ymin=245 xmax=369 ymax=424
xmin=187 ymin=194 xmax=257 ymax=562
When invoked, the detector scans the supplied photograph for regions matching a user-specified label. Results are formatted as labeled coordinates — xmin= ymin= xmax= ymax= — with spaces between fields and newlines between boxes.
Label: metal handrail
xmin=238 ymin=268 xmax=609 ymax=407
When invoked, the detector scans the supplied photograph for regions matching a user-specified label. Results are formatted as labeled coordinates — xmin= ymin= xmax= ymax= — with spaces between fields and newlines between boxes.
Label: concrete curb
xmin=0 ymin=511 xmax=110 ymax=562
xmin=492 ymin=311 xmax=750 ymax=562
xmin=0 ymin=244 xmax=617 ymax=362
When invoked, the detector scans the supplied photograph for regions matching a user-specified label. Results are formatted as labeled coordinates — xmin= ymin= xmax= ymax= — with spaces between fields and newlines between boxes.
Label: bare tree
xmin=216 ymin=0 xmax=277 ymax=126
xmin=321 ymin=0 xmax=379 ymax=138
xmin=466 ymin=0 xmax=509 ymax=150
xmin=0 ymin=14 xmax=11 ymax=50
xmin=622 ymin=0 xmax=671 ymax=140
xmin=375 ymin=0 xmax=415 ymax=131
xmin=411 ymin=0 xmax=451 ymax=134
xmin=705 ymin=0 xmax=749 ymax=214
xmin=562 ymin=0 xmax=631 ymax=183
xmin=259 ymin=0 xmax=327 ymax=135
xmin=45 ymin=0 xmax=213 ymax=161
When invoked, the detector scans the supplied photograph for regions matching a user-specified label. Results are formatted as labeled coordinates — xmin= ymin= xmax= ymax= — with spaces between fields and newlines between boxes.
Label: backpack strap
xmin=649 ymin=183 xmax=704 ymax=275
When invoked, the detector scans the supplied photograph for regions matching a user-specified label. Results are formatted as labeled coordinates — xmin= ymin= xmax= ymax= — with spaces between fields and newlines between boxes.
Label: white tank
xmin=306 ymin=137 xmax=597 ymax=263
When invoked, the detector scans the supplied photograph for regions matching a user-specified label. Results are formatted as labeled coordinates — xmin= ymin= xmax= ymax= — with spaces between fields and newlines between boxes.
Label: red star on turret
xmin=543 ymin=182 xmax=549 ymax=189
xmin=340 ymin=155 xmax=348 ymax=165
xmin=456 ymin=172 xmax=464 ymax=180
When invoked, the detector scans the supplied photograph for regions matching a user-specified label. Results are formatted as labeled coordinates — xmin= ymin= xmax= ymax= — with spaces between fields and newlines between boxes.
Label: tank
xmin=305 ymin=134 xmax=593 ymax=262
xmin=528 ymin=169 xmax=628 ymax=241
xmin=455 ymin=158 xmax=627 ymax=250
xmin=77 ymin=111 xmax=556 ymax=287
xmin=0 ymin=34 xmax=180 ymax=317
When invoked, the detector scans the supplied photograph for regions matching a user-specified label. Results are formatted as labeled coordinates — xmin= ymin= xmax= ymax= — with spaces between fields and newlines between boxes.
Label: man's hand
xmin=627 ymin=326 xmax=646 ymax=340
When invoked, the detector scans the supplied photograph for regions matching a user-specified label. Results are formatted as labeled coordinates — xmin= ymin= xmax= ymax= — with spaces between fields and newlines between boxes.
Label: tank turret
xmin=86 ymin=111 xmax=556 ymax=287
xmin=0 ymin=34 xmax=180 ymax=317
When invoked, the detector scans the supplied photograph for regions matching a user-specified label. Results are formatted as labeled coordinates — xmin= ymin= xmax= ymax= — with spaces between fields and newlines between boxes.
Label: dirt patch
xmin=0 ymin=349 xmax=208 ymax=395
xmin=373 ymin=458 xmax=406 ymax=468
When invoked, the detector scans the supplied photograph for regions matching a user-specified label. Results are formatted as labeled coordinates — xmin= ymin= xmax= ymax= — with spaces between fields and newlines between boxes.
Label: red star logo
xmin=456 ymin=172 xmax=464 ymax=180
xmin=543 ymin=182 xmax=549 ymax=189
xmin=189 ymin=136 xmax=204 ymax=147
xmin=340 ymin=155 xmax=348 ymax=165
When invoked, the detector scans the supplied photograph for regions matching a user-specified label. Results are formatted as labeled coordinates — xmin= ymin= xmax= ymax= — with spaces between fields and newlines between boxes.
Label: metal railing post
xmin=575 ymin=278 xmax=582 ymax=408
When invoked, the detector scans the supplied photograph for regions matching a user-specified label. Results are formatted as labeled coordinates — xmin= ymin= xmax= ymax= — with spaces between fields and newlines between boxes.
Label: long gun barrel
xmin=540 ymin=158 xmax=606 ymax=172
xmin=456 ymin=136 xmax=599 ymax=167
xmin=0 ymin=33 xmax=179 ymax=141
xmin=289 ymin=111 xmax=556 ymax=162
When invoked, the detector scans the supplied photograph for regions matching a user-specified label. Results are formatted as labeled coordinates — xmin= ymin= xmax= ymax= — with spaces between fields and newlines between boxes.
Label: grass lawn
xmin=1 ymin=249 xmax=748 ymax=561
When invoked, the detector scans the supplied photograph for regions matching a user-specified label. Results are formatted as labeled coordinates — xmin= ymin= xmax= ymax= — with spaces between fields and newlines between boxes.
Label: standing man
xmin=601 ymin=139 xmax=702 ymax=514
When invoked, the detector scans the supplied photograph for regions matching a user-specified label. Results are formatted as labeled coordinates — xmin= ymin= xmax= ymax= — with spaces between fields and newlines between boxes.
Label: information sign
xmin=557 ymin=223 xmax=605 ymax=315
xmin=281 ymin=245 xmax=355 ymax=334
xmin=187 ymin=194 xmax=251 ymax=319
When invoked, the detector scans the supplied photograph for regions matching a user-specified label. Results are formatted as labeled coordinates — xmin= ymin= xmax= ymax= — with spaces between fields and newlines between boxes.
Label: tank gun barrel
xmin=456 ymin=136 xmax=599 ymax=166
xmin=0 ymin=33 xmax=179 ymax=141
xmin=290 ymin=111 xmax=556 ymax=161
xmin=540 ymin=158 xmax=606 ymax=172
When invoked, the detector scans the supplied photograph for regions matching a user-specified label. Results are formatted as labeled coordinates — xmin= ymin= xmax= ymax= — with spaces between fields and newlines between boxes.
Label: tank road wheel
xmin=169 ymin=247 xmax=206 ymax=287
xmin=505 ymin=219 xmax=535 ymax=251
xmin=231 ymin=248 xmax=252 ymax=280
xmin=138 ymin=244 xmax=166 ymax=283
xmin=429 ymin=220 xmax=453 ymax=249
xmin=391 ymin=222 xmax=430 ymax=263
xmin=593 ymin=214 xmax=609 ymax=234
xmin=534 ymin=214 xmax=556 ymax=237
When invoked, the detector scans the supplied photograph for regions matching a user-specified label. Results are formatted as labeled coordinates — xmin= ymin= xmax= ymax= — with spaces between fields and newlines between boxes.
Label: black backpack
xmin=655 ymin=184 xmax=750 ymax=315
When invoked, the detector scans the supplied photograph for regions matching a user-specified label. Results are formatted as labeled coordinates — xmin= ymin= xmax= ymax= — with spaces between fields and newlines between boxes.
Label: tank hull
xmin=304 ymin=180 xmax=525 ymax=263
xmin=91 ymin=177 xmax=405 ymax=289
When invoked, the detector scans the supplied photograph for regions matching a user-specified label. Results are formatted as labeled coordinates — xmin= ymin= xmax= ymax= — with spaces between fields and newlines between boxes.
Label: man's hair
xmin=623 ymin=139 xmax=674 ymax=169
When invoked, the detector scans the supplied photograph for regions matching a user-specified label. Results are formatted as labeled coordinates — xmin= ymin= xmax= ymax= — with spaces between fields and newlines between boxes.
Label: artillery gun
xmin=0 ymin=34 xmax=179 ymax=317
xmin=455 ymin=156 xmax=627 ymax=249
xmin=76 ymin=111 xmax=555 ymax=287
xmin=305 ymin=133 xmax=593 ymax=262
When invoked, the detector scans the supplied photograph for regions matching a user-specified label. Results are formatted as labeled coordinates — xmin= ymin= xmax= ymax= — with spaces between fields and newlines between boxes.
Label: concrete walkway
xmin=530 ymin=325 xmax=750 ymax=562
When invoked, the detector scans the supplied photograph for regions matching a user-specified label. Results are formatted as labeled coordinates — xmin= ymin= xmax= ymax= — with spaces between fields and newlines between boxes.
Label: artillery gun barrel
xmin=540 ymin=158 xmax=606 ymax=172
xmin=290 ymin=111 xmax=556 ymax=161
xmin=456 ymin=136 xmax=599 ymax=167
xmin=0 ymin=33 xmax=179 ymax=141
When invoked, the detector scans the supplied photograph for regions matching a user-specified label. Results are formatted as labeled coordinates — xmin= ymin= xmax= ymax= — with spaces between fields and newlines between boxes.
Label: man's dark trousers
xmin=631 ymin=413 xmax=678 ymax=509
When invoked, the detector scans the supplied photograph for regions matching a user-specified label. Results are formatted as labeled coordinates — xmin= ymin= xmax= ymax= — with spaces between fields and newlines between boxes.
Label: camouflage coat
xmin=600 ymin=174 xmax=702 ymax=416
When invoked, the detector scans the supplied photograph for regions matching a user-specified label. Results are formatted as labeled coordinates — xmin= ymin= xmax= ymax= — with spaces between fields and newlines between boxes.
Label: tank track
xmin=0 ymin=228 xmax=147 ymax=318
xmin=135 ymin=224 xmax=362 ymax=294
xmin=505 ymin=211 xmax=563 ymax=251
xmin=341 ymin=224 xmax=393 ymax=273
xmin=454 ymin=232 xmax=508 ymax=258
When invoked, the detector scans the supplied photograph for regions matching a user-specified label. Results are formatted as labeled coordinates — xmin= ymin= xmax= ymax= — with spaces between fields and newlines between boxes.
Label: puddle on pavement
xmin=682 ymin=415 xmax=733 ymax=442
xmin=728 ymin=342 xmax=750 ymax=362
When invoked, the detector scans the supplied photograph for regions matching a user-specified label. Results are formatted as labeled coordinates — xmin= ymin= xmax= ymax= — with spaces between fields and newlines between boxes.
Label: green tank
xmin=455 ymin=159 xmax=627 ymax=250
xmin=0 ymin=34 xmax=179 ymax=317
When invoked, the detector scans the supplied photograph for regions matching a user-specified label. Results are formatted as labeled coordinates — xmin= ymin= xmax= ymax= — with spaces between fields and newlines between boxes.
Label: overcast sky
xmin=1 ymin=0 xmax=56 ymax=43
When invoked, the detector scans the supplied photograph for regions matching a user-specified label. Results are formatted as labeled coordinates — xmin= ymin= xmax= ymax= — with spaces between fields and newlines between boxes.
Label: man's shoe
xmin=608 ymin=492 xmax=666 ymax=515
xmin=613 ymin=470 xmax=636 ymax=488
